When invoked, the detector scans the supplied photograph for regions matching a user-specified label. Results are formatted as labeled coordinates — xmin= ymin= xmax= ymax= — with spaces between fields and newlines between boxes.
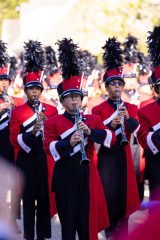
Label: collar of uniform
xmin=64 ymin=111 xmax=75 ymax=123
xmin=108 ymin=98 xmax=121 ymax=109
xmin=27 ymin=100 xmax=36 ymax=111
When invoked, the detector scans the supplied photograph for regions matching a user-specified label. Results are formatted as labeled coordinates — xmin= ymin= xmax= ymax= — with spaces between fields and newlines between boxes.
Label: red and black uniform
xmin=0 ymin=95 xmax=25 ymax=224
xmin=137 ymin=99 xmax=160 ymax=200
xmin=0 ymin=95 xmax=13 ymax=163
xmin=44 ymin=111 xmax=116 ymax=240
xmin=92 ymin=98 xmax=140 ymax=234
xmin=138 ymin=96 xmax=156 ymax=196
xmin=0 ymin=95 xmax=24 ymax=164
xmin=10 ymin=100 xmax=57 ymax=240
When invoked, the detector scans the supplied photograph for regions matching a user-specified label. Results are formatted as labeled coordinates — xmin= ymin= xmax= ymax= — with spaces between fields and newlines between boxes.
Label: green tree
xmin=101 ymin=0 xmax=160 ymax=53
xmin=0 ymin=0 xmax=28 ymax=32
xmin=72 ymin=0 xmax=160 ymax=55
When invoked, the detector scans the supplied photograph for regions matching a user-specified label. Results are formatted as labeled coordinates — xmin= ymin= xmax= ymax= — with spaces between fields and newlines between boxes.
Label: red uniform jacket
xmin=44 ymin=112 xmax=116 ymax=240
xmin=137 ymin=100 xmax=160 ymax=155
xmin=92 ymin=99 xmax=140 ymax=216
xmin=10 ymin=101 xmax=57 ymax=159
xmin=139 ymin=97 xmax=156 ymax=182
xmin=140 ymin=97 xmax=155 ymax=109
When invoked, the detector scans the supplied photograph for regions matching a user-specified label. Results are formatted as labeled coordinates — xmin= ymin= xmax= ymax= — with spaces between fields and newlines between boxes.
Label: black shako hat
xmin=147 ymin=26 xmax=160 ymax=93
xmin=23 ymin=40 xmax=45 ymax=90
xmin=56 ymin=38 xmax=84 ymax=99
xmin=102 ymin=37 xmax=124 ymax=85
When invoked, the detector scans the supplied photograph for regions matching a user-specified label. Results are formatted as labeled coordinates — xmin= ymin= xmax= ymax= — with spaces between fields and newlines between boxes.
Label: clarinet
xmin=2 ymin=87 xmax=12 ymax=118
xmin=33 ymin=97 xmax=45 ymax=141
xmin=73 ymin=104 xmax=90 ymax=166
xmin=115 ymin=91 xmax=128 ymax=146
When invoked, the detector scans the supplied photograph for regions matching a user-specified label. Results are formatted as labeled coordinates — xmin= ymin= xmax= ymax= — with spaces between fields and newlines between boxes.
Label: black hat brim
xmin=60 ymin=89 xmax=84 ymax=99
xmin=24 ymin=81 xmax=43 ymax=90
xmin=105 ymin=76 xmax=125 ymax=85
xmin=0 ymin=74 xmax=11 ymax=81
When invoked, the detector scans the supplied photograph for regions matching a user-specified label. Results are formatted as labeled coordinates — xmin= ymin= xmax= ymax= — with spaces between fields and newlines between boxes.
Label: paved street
xmin=11 ymin=182 xmax=149 ymax=240
xmin=12 ymin=206 xmax=149 ymax=240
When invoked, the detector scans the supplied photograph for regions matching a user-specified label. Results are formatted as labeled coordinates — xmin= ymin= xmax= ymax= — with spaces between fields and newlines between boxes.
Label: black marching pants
xmin=18 ymin=151 xmax=51 ymax=240
xmin=98 ymin=145 xmax=127 ymax=234
xmin=53 ymin=157 xmax=90 ymax=240
xmin=145 ymin=154 xmax=160 ymax=200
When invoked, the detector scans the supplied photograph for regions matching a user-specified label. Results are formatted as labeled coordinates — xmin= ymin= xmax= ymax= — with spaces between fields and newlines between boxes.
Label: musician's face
xmin=25 ymin=86 xmax=42 ymax=102
xmin=0 ymin=79 xmax=10 ymax=93
xmin=61 ymin=93 xmax=82 ymax=114
xmin=106 ymin=80 xmax=124 ymax=100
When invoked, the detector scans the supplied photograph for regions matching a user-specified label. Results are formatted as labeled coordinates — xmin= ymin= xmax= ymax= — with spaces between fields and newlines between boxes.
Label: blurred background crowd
xmin=0 ymin=0 xmax=159 ymax=113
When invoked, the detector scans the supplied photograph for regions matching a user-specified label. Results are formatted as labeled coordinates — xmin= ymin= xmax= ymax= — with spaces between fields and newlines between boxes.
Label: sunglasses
xmin=109 ymin=81 xmax=124 ymax=87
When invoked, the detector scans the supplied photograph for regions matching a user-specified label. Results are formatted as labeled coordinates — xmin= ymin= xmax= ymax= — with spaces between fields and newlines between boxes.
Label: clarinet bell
xmin=80 ymin=151 xmax=90 ymax=166
xmin=80 ymin=158 xmax=90 ymax=166
xmin=120 ymin=133 xmax=128 ymax=146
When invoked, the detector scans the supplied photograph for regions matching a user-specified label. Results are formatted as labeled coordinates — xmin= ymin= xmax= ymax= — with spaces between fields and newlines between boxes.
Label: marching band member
xmin=10 ymin=40 xmax=58 ymax=240
xmin=137 ymin=26 xmax=160 ymax=202
xmin=0 ymin=40 xmax=23 ymax=234
xmin=0 ymin=40 xmax=14 ymax=163
xmin=92 ymin=37 xmax=140 ymax=239
xmin=137 ymin=54 xmax=154 ymax=201
xmin=44 ymin=38 xmax=116 ymax=240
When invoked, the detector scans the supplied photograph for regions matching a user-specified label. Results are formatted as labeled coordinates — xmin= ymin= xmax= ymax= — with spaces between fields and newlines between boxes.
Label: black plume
xmin=18 ymin=52 xmax=25 ymax=79
xmin=137 ymin=52 xmax=150 ymax=75
xmin=79 ymin=50 xmax=98 ymax=76
xmin=102 ymin=37 xmax=123 ymax=70
xmin=147 ymin=26 xmax=160 ymax=68
xmin=9 ymin=56 xmax=18 ymax=79
xmin=0 ymin=40 xmax=9 ymax=67
xmin=123 ymin=34 xmax=138 ymax=64
xmin=23 ymin=40 xmax=45 ymax=73
xmin=45 ymin=46 xmax=58 ymax=76
xmin=56 ymin=38 xmax=81 ymax=79
xmin=19 ymin=52 xmax=24 ymax=67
